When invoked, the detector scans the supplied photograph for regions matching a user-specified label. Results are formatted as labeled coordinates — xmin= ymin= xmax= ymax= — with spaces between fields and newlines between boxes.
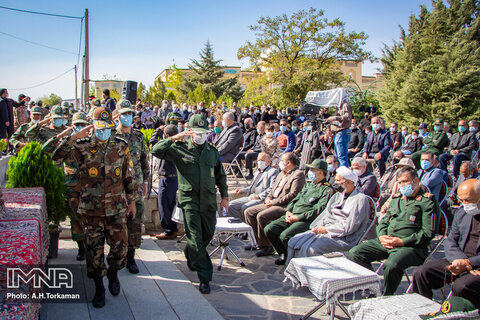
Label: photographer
xmin=325 ymin=91 xmax=352 ymax=167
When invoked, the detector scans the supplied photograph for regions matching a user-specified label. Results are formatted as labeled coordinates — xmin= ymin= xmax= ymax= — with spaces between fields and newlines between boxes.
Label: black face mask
xmin=333 ymin=183 xmax=345 ymax=193
xmin=245 ymin=124 xmax=251 ymax=130
xmin=392 ymin=158 xmax=400 ymax=165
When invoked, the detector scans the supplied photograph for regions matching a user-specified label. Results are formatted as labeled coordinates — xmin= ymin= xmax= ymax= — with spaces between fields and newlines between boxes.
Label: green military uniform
xmin=165 ymin=111 xmax=182 ymax=125
xmin=62 ymin=102 xmax=72 ymax=126
xmin=10 ymin=106 xmax=44 ymax=149
xmin=114 ymin=100 xmax=150 ymax=251
xmin=25 ymin=105 xmax=65 ymax=144
xmin=151 ymin=114 xmax=228 ymax=284
xmin=51 ymin=107 xmax=136 ymax=279
xmin=410 ymin=119 xmax=450 ymax=169
xmin=264 ymin=160 xmax=334 ymax=258
xmin=349 ymin=188 xmax=440 ymax=295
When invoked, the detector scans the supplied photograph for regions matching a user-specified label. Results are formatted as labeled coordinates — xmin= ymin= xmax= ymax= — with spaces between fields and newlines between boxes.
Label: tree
xmin=137 ymin=82 xmax=146 ymax=101
xmin=145 ymin=78 xmax=166 ymax=106
xmin=39 ymin=93 xmax=62 ymax=106
xmin=378 ymin=0 xmax=480 ymax=128
xmin=179 ymin=41 xmax=244 ymax=103
xmin=237 ymin=8 xmax=372 ymax=109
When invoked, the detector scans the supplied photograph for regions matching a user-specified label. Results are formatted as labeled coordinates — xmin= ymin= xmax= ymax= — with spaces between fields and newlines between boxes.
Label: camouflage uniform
xmin=87 ymin=98 xmax=102 ymax=118
xmin=62 ymin=102 xmax=72 ymax=126
xmin=10 ymin=106 xmax=43 ymax=149
xmin=51 ymin=107 xmax=136 ymax=278
xmin=25 ymin=105 xmax=65 ymax=144
xmin=165 ymin=111 xmax=182 ymax=125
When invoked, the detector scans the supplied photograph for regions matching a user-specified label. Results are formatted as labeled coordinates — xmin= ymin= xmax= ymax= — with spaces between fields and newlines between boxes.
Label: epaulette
xmin=423 ymin=192 xmax=434 ymax=199
xmin=76 ymin=136 xmax=91 ymax=143
xmin=393 ymin=193 xmax=402 ymax=198
xmin=175 ymin=139 xmax=187 ymax=143
xmin=323 ymin=182 xmax=330 ymax=186
xmin=114 ymin=135 xmax=128 ymax=145
xmin=209 ymin=142 xmax=217 ymax=149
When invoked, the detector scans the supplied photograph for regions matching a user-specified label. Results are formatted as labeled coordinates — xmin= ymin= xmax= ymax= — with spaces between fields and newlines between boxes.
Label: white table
xmin=209 ymin=217 xmax=257 ymax=270
xmin=285 ymin=255 xmax=382 ymax=320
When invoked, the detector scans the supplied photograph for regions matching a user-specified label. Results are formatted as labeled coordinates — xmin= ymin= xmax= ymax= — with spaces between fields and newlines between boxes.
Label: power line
xmin=0 ymin=31 xmax=77 ymax=55
xmin=77 ymin=18 xmax=84 ymax=68
xmin=9 ymin=67 xmax=75 ymax=90
xmin=0 ymin=5 xmax=83 ymax=19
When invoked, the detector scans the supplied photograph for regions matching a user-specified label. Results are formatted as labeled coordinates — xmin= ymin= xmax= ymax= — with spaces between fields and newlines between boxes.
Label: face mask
xmin=458 ymin=126 xmax=466 ymax=133
xmin=255 ymin=110 xmax=260 ymax=114
xmin=327 ymin=164 xmax=335 ymax=173
xmin=188 ymin=108 xmax=192 ymax=113
xmin=291 ymin=126 xmax=297 ymax=132
xmin=53 ymin=118 xmax=63 ymax=127
xmin=392 ymin=158 xmax=400 ymax=165
xmin=434 ymin=125 xmax=441 ymax=131
xmin=469 ymin=126 xmax=476 ymax=132
xmin=245 ymin=124 xmax=251 ymax=130
xmin=31 ymin=118 xmax=40 ymax=124
xmin=402 ymin=130 xmax=407 ymax=136
xmin=279 ymin=161 xmax=286 ymax=172
xmin=199 ymin=106 xmax=204 ymax=110
xmin=120 ymin=114 xmax=133 ymax=127
xmin=177 ymin=125 xmax=184 ymax=132
xmin=266 ymin=131 xmax=274 ymax=138
xmin=333 ymin=183 xmax=345 ymax=193
xmin=421 ymin=160 xmax=431 ymax=171
xmin=214 ymin=127 xmax=221 ymax=134
xmin=73 ymin=125 xmax=85 ymax=133
xmin=145 ymin=107 xmax=150 ymax=111
xmin=372 ymin=123 xmax=381 ymax=131
xmin=257 ymin=160 xmax=267 ymax=171
xmin=307 ymin=170 xmax=317 ymax=182
xmin=299 ymin=116 xmax=305 ymax=121
xmin=419 ymin=129 xmax=425 ymax=135
xmin=463 ymin=203 xmax=480 ymax=215
xmin=303 ymin=127 xmax=307 ymax=132
xmin=399 ymin=183 xmax=414 ymax=197
xmin=95 ymin=128 xmax=111 ymax=141
xmin=162 ymin=104 xmax=167 ymax=109
xmin=390 ymin=127 xmax=396 ymax=132
xmin=412 ymin=135 xmax=418 ymax=140
xmin=222 ymin=120 xmax=227 ymax=128
xmin=353 ymin=169 xmax=363 ymax=177
xmin=63 ymin=119 xmax=69 ymax=126
xmin=182 ymin=106 xmax=187 ymax=111
xmin=193 ymin=133 xmax=207 ymax=145
xmin=306 ymin=126 xmax=313 ymax=131
xmin=173 ymin=108 xmax=178 ymax=113
xmin=280 ymin=126 xmax=287 ymax=132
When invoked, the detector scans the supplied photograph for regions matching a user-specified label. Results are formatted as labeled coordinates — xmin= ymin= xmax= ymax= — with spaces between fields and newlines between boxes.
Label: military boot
xmin=106 ymin=268 xmax=120 ymax=296
xmin=76 ymin=240 xmax=86 ymax=261
xmin=92 ymin=276 xmax=105 ymax=308
xmin=126 ymin=248 xmax=139 ymax=274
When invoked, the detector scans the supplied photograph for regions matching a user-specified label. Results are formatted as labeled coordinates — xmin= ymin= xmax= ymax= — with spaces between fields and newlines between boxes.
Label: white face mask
xmin=353 ymin=169 xmax=363 ymax=177
xmin=279 ymin=161 xmax=286 ymax=172
xmin=193 ymin=133 xmax=207 ymax=145
xmin=31 ymin=118 xmax=40 ymax=124
xmin=463 ymin=203 xmax=480 ymax=216
xmin=372 ymin=123 xmax=381 ymax=131
xmin=222 ymin=120 xmax=228 ymax=128
xmin=266 ymin=132 xmax=274 ymax=138
xmin=257 ymin=160 xmax=267 ymax=171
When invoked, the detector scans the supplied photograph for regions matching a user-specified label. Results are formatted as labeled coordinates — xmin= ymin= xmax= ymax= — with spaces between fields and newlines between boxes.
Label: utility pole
xmin=74 ymin=65 xmax=78 ymax=108
xmin=83 ymin=8 xmax=89 ymax=105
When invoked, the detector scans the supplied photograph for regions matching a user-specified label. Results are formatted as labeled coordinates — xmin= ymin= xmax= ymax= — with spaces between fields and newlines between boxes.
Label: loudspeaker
xmin=122 ymin=81 xmax=137 ymax=104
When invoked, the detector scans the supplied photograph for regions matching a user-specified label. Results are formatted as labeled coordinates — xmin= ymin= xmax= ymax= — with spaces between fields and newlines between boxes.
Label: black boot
xmin=92 ymin=277 xmax=105 ymax=308
xmin=126 ymin=248 xmax=139 ymax=274
xmin=76 ymin=240 xmax=86 ymax=261
xmin=106 ymin=268 xmax=120 ymax=296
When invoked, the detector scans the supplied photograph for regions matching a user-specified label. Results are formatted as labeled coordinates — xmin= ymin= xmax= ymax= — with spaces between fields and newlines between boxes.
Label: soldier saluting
xmin=151 ymin=114 xmax=228 ymax=294
xmin=51 ymin=107 xmax=137 ymax=308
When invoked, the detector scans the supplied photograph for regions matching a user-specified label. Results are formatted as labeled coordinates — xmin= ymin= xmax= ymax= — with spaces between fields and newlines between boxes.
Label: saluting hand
xmin=57 ymin=126 xmax=74 ymax=140
xmin=69 ymin=124 xmax=93 ymax=142
xmin=171 ymin=130 xmax=194 ymax=142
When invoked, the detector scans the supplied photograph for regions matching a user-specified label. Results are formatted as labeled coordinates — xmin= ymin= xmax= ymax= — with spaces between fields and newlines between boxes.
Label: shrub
xmin=141 ymin=128 xmax=154 ymax=151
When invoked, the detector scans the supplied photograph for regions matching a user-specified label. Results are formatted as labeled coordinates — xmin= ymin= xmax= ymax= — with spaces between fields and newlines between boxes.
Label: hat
xmin=92 ymin=107 xmax=115 ymax=129
xmin=418 ymin=122 xmax=428 ymax=129
xmin=51 ymin=106 xmax=64 ymax=119
xmin=29 ymin=101 xmax=36 ymax=106
xmin=434 ymin=119 xmax=444 ymax=125
xmin=31 ymin=106 xmax=43 ymax=115
xmin=92 ymin=98 xmax=101 ymax=107
xmin=62 ymin=101 xmax=69 ymax=108
xmin=117 ymin=99 xmax=134 ymax=114
xmin=18 ymin=94 xmax=26 ymax=101
xmin=394 ymin=158 xmax=415 ymax=168
xmin=336 ymin=166 xmax=358 ymax=184
xmin=189 ymin=114 xmax=209 ymax=133
xmin=419 ymin=296 xmax=477 ymax=319
xmin=72 ymin=112 xmax=89 ymax=125
xmin=305 ymin=159 xmax=328 ymax=172
xmin=37 ymin=100 xmax=43 ymax=107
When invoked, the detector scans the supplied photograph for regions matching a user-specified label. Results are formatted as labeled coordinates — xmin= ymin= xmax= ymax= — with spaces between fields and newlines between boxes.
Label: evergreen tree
xmin=379 ymin=0 xmax=480 ymax=128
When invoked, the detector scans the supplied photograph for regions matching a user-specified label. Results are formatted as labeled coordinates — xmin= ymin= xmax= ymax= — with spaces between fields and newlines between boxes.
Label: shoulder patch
xmin=209 ymin=142 xmax=217 ymax=149
xmin=323 ymin=182 xmax=330 ymax=186
xmin=393 ymin=193 xmax=402 ymax=198
xmin=423 ymin=192 xmax=434 ymax=199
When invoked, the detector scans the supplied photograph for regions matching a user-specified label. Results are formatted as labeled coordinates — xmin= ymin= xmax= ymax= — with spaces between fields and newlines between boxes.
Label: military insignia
xmin=409 ymin=215 xmax=416 ymax=222
xmin=441 ymin=300 xmax=451 ymax=314
xmin=198 ymin=119 xmax=204 ymax=126
xmin=125 ymin=147 xmax=129 ymax=154
xmin=91 ymin=149 xmax=97 ymax=155
xmin=324 ymin=182 xmax=330 ymax=186
xmin=129 ymin=160 xmax=134 ymax=168
xmin=89 ymin=167 xmax=98 ymax=177
xmin=114 ymin=167 xmax=121 ymax=176
xmin=424 ymin=192 xmax=434 ymax=199
xmin=210 ymin=168 xmax=215 ymax=178
xmin=101 ymin=111 xmax=109 ymax=120
xmin=416 ymin=195 xmax=422 ymax=201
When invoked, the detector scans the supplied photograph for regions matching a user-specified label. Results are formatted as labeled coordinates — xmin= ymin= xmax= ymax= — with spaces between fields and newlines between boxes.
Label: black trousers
xmin=412 ymin=259 xmax=480 ymax=308
xmin=157 ymin=177 xmax=178 ymax=235
xmin=238 ymin=151 xmax=259 ymax=171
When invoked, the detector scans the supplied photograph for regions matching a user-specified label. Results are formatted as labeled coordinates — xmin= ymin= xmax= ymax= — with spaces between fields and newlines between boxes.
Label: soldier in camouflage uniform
xmin=51 ymin=107 xmax=137 ymax=308
xmin=87 ymin=98 xmax=102 ymax=119
xmin=10 ymin=106 xmax=44 ymax=150
xmin=114 ymin=99 xmax=150 ymax=274
xmin=62 ymin=101 xmax=72 ymax=126
xmin=25 ymin=105 xmax=65 ymax=144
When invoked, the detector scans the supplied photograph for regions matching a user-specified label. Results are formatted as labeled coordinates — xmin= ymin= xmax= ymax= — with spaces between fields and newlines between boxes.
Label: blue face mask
xmin=145 ymin=107 xmax=150 ymax=111
xmin=327 ymin=165 xmax=335 ymax=173
xmin=95 ymin=128 xmax=111 ymax=141
xmin=459 ymin=126 xmax=466 ymax=133
xmin=53 ymin=118 xmax=63 ymax=127
xmin=419 ymin=129 xmax=425 ymax=135
xmin=307 ymin=170 xmax=317 ymax=182
xmin=421 ymin=160 xmax=431 ymax=171
xmin=280 ymin=126 xmax=287 ymax=132
xmin=73 ymin=125 xmax=85 ymax=133
xmin=434 ymin=125 xmax=441 ymax=132
xmin=469 ymin=126 xmax=476 ymax=132
xmin=199 ymin=106 xmax=204 ymax=110
xmin=120 ymin=114 xmax=133 ymax=127
xmin=173 ymin=108 xmax=178 ymax=113
xmin=291 ymin=126 xmax=297 ymax=132
xmin=399 ymin=183 xmax=414 ymax=197
xmin=303 ymin=127 xmax=307 ymax=132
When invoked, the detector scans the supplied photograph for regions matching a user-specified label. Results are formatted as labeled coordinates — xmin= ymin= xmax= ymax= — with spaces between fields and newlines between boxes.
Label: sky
xmin=0 ymin=0 xmax=431 ymax=100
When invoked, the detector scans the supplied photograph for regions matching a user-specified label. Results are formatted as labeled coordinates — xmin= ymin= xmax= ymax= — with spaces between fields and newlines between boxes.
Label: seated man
xmin=244 ymin=152 xmax=305 ymax=256
xmin=214 ymin=111 xmax=243 ymax=163
xmin=278 ymin=119 xmax=296 ymax=153
xmin=362 ymin=116 xmax=392 ymax=177
xmin=410 ymin=119 xmax=450 ymax=169
xmin=401 ymin=130 xmax=423 ymax=155
xmin=412 ymin=179 xmax=480 ymax=309
xmin=287 ymin=166 xmax=370 ymax=265
xmin=439 ymin=120 xmax=477 ymax=177
xmin=349 ymin=166 xmax=440 ymax=295
xmin=228 ymin=152 xmax=279 ymax=220
xmin=326 ymin=155 xmax=339 ymax=185
xmin=264 ymin=159 xmax=334 ymax=265
xmin=418 ymin=151 xmax=445 ymax=201
xmin=389 ymin=122 xmax=403 ymax=151
xmin=241 ymin=121 xmax=265 ymax=179
xmin=379 ymin=157 xmax=416 ymax=213
xmin=348 ymin=119 xmax=366 ymax=159
xmin=352 ymin=157 xmax=378 ymax=199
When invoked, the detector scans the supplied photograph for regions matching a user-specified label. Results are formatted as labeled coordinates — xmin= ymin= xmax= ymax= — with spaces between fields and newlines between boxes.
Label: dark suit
xmin=214 ymin=123 xmax=243 ymax=163
xmin=0 ymin=98 xmax=10 ymax=139
xmin=440 ymin=131 xmax=478 ymax=177
xmin=362 ymin=129 xmax=392 ymax=176
xmin=413 ymin=208 xmax=480 ymax=308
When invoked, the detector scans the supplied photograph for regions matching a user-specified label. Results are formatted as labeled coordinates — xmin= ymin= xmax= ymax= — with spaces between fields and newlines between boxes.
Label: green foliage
xmin=109 ymin=89 xmax=121 ymax=101
xmin=187 ymin=84 xmax=218 ymax=106
xmin=378 ymin=0 xmax=480 ymax=128
xmin=6 ymin=142 xmax=67 ymax=225
xmin=179 ymin=41 xmax=244 ymax=103
xmin=165 ymin=90 xmax=176 ymax=102
xmin=140 ymin=128 xmax=154 ymax=151
xmin=0 ymin=139 xmax=7 ymax=152
xmin=145 ymin=78 xmax=167 ymax=106
xmin=39 ymin=93 xmax=62 ymax=107
xmin=237 ymin=7 xmax=372 ymax=109
xmin=137 ymin=82 xmax=147 ymax=101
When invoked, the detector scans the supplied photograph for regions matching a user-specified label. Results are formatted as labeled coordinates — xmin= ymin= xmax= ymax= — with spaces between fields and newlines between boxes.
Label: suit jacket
xmin=418 ymin=167 xmax=445 ymax=201
xmin=357 ymin=170 xmax=378 ymax=198
xmin=448 ymin=131 xmax=478 ymax=158
xmin=266 ymin=168 xmax=305 ymax=207
xmin=453 ymin=171 xmax=480 ymax=194
xmin=240 ymin=166 xmax=279 ymax=200
xmin=363 ymin=129 xmax=392 ymax=160
xmin=242 ymin=128 xmax=258 ymax=151
xmin=214 ymin=123 xmax=243 ymax=162
xmin=445 ymin=208 xmax=480 ymax=268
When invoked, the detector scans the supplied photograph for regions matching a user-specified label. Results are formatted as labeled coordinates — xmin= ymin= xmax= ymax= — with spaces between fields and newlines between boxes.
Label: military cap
xmin=51 ymin=105 xmax=64 ymax=119
xmin=92 ymin=107 xmax=115 ymax=129
xmin=92 ymin=98 xmax=101 ymax=107
xmin=31 ymin=106 xmax=44 ymax=115
xmin=418 ymin=122 xmax=428 ymax=129
xmin=305 ymin=159 xmax=328 ymax=172
xmin=434 ymin=119 xmax=444 ymax=125
xmin=189 ymin=114 xmax=209 ymax=133
xmin=62 ymin=101 xmax=70 ymax=108
xmin=37 ymin=100 xmax=43 ymax=107
xmin=117 ymin=99 xmax=134 ymax=114
xmin=72 ymin=112 xmax=89 ymax=125
xmin=420 ymin=296 xmax=477 ymax=319
xmin=29 ymin=101 xmax=36 ymax=106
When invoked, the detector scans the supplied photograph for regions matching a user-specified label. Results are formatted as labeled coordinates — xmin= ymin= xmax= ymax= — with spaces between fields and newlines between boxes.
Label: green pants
xmin=410 ymin=147 xmax=441 ymax=169
xmin=127 ymin=199 xmax=144 ymax=249
xmin=183 ymin=208 xmax=216 ymax=283
xmin=66 ymin=188 xmax=84 ymax=242
xmin=264 ymin=217 xmax=310 ymax=256
xmin=349 ymin=238 xmax=428 ymax=295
